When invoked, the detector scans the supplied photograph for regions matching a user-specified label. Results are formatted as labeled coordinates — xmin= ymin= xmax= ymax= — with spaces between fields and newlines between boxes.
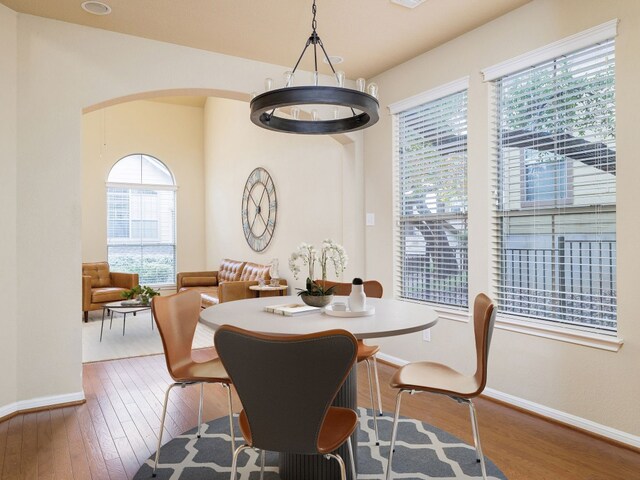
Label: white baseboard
xmin=0 ymin=391 xmax=85 ymax=420
xmin=376 ymin=353 xmax=640 ymax=449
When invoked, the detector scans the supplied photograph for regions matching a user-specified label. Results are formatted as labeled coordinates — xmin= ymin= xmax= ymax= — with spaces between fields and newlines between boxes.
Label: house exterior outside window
xmin=493 ymin=39 xmax=616 ymax=333
xmin=107 ymin=154 xmax=177 ymax=286
xmin=392 ymin=80 xmax=469 ymax=309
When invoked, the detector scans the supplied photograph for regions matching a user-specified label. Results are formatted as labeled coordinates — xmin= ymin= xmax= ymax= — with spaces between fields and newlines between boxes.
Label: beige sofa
xmin=82 ymin=262 xmax=139 ymax=322
xmin=177 ymin=259 xmax=287 ymax=308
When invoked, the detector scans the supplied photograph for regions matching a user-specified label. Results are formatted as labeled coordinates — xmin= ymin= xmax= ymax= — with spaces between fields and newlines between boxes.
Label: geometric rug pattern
xmin=133 ymin=408 xmax=507 ymax=479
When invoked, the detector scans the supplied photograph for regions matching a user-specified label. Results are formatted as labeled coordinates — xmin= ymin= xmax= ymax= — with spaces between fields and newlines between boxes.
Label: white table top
xmin=199 ymin=295 xmax=438 ymax=340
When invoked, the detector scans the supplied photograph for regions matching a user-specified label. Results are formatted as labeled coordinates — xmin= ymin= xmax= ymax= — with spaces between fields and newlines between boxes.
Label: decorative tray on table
xmin=323 ymin=305 xmax=375 ymax=317
xmin=121 ymin=299 xmax=143 ymax=306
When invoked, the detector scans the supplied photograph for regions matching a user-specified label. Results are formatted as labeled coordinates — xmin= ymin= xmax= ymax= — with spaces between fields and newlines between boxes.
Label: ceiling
xmin=1 ymin=0 xmax=530 ymax=79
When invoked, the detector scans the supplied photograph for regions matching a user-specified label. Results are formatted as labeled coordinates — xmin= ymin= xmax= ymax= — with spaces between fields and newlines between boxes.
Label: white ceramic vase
xmin=348 ymin=282 xmax=367 ymax=312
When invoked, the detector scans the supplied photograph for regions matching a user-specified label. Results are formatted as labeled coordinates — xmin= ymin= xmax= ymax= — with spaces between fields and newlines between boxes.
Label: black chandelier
xmin=249 ymin=0 xmax=379 ymax=135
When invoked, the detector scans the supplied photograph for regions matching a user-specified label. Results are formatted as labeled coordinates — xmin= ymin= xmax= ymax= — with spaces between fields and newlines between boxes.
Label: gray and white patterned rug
xmin=134 ymin=408 xmax=507 ymax=479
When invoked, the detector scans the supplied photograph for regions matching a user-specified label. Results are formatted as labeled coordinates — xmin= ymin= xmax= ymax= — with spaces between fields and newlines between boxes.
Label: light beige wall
xmin=203 ymin=97 xmax=363 ymax=289
xmin=0 ymin=3 xmax=18 ymax=412
xmin=82 ymin=100 xmax=206 ymax=277
xmin=12 ymin=13 xmax=341 ymax=405
xmin=365 ymin=0 xmax=639 ymax=436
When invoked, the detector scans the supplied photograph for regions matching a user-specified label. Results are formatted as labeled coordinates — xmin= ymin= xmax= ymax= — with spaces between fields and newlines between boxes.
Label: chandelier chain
xmin=312 ymin=0 xmax=317 ymax=33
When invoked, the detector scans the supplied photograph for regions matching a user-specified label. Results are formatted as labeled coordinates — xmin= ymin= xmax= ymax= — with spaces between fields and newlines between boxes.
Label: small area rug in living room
xmin=134 ymin=408 xmax=507 ymax=479
xmin=82 ymin=310 xmax=216 ymax=363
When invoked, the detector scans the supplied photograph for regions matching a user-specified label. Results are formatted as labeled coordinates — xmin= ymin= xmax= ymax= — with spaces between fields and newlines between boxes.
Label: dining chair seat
xmin=236 ymin=395 xmax=358 ymax=455
xmin=357 ymin=341 xmax=379 ymax=362
xmin=390 ymin=361 xmax=481 ymax=398
xmin=170 ymin=357 xmax=230 ymax=383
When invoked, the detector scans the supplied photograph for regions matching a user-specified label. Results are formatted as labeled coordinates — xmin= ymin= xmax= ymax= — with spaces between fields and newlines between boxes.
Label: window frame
xmin=482 ymin=20 xmax=621 ymax=346
xmin=106 ymin=155 xmax=178 ymax=287
xmin=390 ymin=77 xmax=470 ymax=313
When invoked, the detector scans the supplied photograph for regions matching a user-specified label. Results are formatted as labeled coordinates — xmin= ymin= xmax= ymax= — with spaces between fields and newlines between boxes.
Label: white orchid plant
xmin=289 ymin=239 xmax=348 ymax=296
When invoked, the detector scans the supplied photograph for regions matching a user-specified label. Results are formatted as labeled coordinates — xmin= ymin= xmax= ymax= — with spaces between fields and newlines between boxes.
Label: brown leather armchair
xmin=82 ymin=262 xmax=139 ymax=322
xmin=177 ymin=259 xmax=287 ymax=308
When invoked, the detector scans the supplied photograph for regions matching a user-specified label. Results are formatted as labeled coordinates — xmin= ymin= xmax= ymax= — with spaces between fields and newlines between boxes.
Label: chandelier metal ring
xmin=250 ymin=86 xmax=379 ymax=134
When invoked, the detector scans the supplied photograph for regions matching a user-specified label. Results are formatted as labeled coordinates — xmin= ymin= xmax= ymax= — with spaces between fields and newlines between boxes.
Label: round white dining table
xmin=199 ymin=295 xmax=439 ymax=480
xmin=199 ymin=295 xmax=438 ymax=339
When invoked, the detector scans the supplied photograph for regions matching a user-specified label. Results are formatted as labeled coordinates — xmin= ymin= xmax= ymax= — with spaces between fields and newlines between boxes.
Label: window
xmin=393 ymin=84 xmax=468 ymax=308
xmin=494 ymin=39 xmax=616 ymax=333
xmin=107 ymin=154 xmax=177 ymax=286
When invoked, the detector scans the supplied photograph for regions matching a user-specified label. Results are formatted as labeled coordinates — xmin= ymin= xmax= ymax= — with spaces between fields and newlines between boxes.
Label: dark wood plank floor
xmin=0 ymin=348 xmax=638 ymax=479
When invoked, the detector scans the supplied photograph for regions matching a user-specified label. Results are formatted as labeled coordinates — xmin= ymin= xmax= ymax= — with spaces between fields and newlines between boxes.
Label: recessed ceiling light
xmin=323 ymin=55 xmax=344 ymax=65
xmin=81 ymin=1 xmax=112 ymax=16
xmin=391 ymin=0 xmax=426 ymax=9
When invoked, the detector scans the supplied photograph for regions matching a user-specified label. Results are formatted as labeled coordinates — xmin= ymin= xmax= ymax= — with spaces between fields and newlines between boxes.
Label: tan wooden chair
xmin=385 ymin=293 xmax=496 ymax=480
xmin=215 ymin=325 xmax=359 ymax=480
xmin=316 ymin=279 xmax=384 ymax=445
xmin=150 ymin=290 xmax=235 ymax=477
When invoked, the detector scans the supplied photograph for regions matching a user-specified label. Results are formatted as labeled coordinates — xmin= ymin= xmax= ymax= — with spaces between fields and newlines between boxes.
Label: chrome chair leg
xmin=468 ymin=400 xmax=488 ymax=480
xmin=224 ymin=383 xmax=236 ymax=454
xmin=372 ymin=356 xmax=383 ymax=416
xmin=230 ymin=444 xmax=252 ymax=480
xmin=197 ymin=382 xmax=204 ymax=438
xmin=365 ymin=359 xmax=380 ymax=445
xmin=259 ymin=449 xmax=266 ymax=480
xmin=347 ymin=437 xmax=357 ymax=479
xmin=324 ymin=452 xmax=347 ymax=480
xmin=385 ymin=389 xmax=406 ymax=480
xmin=153 ymin=382 xmax=180 ymax=477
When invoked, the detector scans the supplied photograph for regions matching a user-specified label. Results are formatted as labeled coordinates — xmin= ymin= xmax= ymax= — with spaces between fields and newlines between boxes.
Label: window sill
xmin=495 ymin=314 xmax=623 ymax=352
xmin=396 ymin=299 xmax=470 ymax=323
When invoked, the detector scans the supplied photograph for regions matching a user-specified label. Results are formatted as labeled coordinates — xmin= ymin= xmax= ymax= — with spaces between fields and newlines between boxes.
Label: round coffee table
xmin=100 ymin=301 xmax=153 ymax=341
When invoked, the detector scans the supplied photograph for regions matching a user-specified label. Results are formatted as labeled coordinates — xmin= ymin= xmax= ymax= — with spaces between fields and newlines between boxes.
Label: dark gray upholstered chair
xmin=151 ymin=290 xmax=235 ymax=477
xmin=215 ymin=325 xmax=359 ymax=480
xmin=385 ymin=293 xmax=496 ymax=480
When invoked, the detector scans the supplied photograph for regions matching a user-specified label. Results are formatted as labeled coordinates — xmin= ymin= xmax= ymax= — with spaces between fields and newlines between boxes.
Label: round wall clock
xmin=241 ymin=167 xmax=277 ymax=252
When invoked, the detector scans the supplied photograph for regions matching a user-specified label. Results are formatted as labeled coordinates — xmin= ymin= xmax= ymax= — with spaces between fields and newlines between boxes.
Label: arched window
xmin=107 ymin=154 xmax=176 ymax=285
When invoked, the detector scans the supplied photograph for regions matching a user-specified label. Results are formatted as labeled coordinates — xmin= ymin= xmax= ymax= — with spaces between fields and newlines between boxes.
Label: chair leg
xmin=197 ymin=383 xmax=204 ymax=438
xmin=153 ymin=382 xmax=180 ymax=477
xmin=468 ymin=400 xmax=488 ymax=480
xmin=224 ymin=383 xmax=236 ymax=454
xmin=83 ymin=311 xmax=88 ymax=323
xmin=365 ymin=359 xmax=380 ymax=445
xmin=230 ymin=445 xmax=252 ymax=480
xmin=259 ymin=449 xmax=266 ymax=480
xmin=385 ymin=390 xmax=406 ymax=480
xmin=324 ymin=452 xmax=347 ymax=480
xmin=347 ymin=437 xmax=357 ymax=479
xmin=372 ymin=356 xmax=383 ymax=416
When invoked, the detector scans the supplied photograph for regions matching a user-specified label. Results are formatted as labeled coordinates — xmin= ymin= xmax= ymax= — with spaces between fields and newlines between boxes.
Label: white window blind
xmin=493 ymin=39 xmax=616 ymax=333
xmin=394 ymin=89 xmax=468 ymax=308
xmin=107 ymin=154 xmax=177 ymax=286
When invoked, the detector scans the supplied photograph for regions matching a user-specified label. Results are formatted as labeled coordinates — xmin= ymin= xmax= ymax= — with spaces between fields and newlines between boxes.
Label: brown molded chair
xmin=151 ymin=290 xmax=235 ymax=477
xmin=385 ymin=293 xmax=496 ymax=480
xmin=215 ymin=325 xmax=359 ymax=480
xmin=316 ymin=279 xmax=384 ymax=445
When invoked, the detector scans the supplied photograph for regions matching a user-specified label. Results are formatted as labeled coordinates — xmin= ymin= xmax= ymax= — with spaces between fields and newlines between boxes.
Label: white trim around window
xmin=496 ymin=314 xmax=624 ymax=352
xmin=481 ymin=19 xmax=618 ymax=81
xmin=388 ymin=76 xmax=469 ymax=114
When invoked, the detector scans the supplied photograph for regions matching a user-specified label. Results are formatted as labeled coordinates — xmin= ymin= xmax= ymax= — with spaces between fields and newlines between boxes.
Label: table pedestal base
xmin=279 ymin=367 xmax=357 ymax=480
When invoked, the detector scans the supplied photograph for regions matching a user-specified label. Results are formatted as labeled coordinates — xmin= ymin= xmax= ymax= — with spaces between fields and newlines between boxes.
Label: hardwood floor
xmin=0 ymin=348 xmax=638 ymax=479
